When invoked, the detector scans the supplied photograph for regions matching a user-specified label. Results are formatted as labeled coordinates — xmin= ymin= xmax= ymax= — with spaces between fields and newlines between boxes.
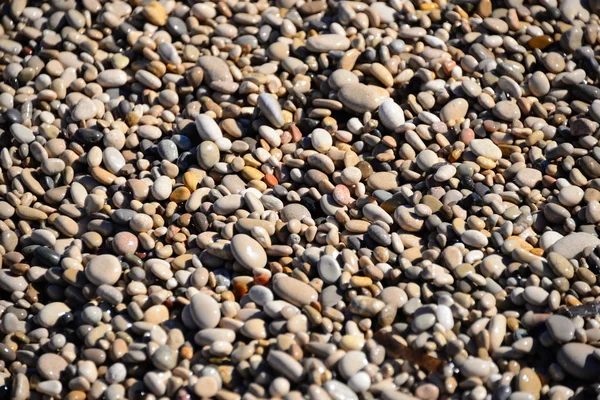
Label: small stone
xmin=515 ymin=168 xmax=542 ymax=188
xmin=97 ymin=69 xmax=127 ymax=87
xmin=230 ymin=234 xmax=268 ymax=270
xmin=37 ymin=353 xmax=68 ymax=380
xmin=549 ymin=232 xmax=600 ymax=259
xmin=272 ymin=273 xmax=318 ymax=307
xmin=378 ymin=99 xmax=405 ymax=131
xmin=338 ymin=83 xmax=390 ymax=114
xmin=317 ymin=255 xmax=342 ymax=283
xmin=258 ymin=93 xmax=284 ymax=128
xmin=470 ymin=139 xmax=502 ymax=161
xmin=546 ymin=315 xmax=575 ymax=343
xmin=440 ymin=98 xmax=468 ymax=123
xmin=143 ymin=1 xmax=167 ymax=26
xmin=557 ymin=343 xmax=600 ymax=380
xmin=187 ymin=292 xmax=220 ymax=329
xmin=85 ymin=254 xmax=122 ymax=286
xmin=547 ymin=252 xmax=574 ymax=279
xmin=306 ymin=34 xmax=351 ymax=52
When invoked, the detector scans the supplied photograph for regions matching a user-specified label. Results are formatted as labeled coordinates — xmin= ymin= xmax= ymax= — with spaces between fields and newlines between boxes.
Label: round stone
xmin=37 ymin=353 xmax=68 ymax=380
xmin=188 ymin=292 xmax=221 ymax=329
xmin=230 ymin=234 xmax=267 ymax=270
xmin=112 ymin=232 xmax=138 ymax=255
xmin=546 ymin=315 xmax=575 ymax=343
xmin=85 ymin=254 xmax=122 ymax=286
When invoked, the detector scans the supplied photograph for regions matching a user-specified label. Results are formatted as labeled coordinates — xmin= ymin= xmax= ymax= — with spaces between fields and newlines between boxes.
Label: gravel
xmin=3 ymin=0 xmax=600 ymax=399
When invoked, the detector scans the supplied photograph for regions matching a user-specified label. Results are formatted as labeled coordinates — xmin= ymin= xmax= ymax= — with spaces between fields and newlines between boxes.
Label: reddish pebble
xmin=254 ymin=274 xmax=270 ymax=286
xmin=280 ymin=131 xmax=292 ymax=145
xmin=113 ymin=232 xmax=139 ymax=255
xmin=332 ymin=184 xmax=352 ymax=206
xmin=288 ymin=125 xmax=302 ymax=142
xmin=265 ymin=174 xmax=278 ymax=187
xmin=460 ymin=128 xmax=475 ymax=145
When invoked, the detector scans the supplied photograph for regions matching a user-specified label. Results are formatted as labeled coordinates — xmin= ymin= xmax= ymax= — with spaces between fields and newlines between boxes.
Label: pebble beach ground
xmin=3 ymin=0 xmax=600 ymax=399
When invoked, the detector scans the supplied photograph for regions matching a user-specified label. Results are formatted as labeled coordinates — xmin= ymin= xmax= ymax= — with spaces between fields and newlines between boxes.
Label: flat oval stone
xmin=230 ymin=234 xmax=267 ymax=270
xmin=10 ymin=124 xmax=35 ymax=144
xmin=197 ymin=141 xmax=220 ymax=170
xmin=0 ymin=270 xmax=28 ymax=292
xmin=328 ymin=69 xmax=359 ymax=91
xmin=272 ymin=273 xmax=318 ymax=307
xmin=280 ymin=204 xmax=311 ymax=222
xmin=470 ymin=139 xmax=502 ymax=161
xmin=188 ymin=292 xmax=221 ymax=329
xmin=36 ymin=302 xmax=71 ymax=328
xmin=557 ymin=343 xmax=600 ymax=380
xmin=97 ymin=69 xmax=127 ymax=87
xmin=493 ymin=100 xmax=521 ymax=121
xmin=338 ymin=351 xmax=368 ymax=380
xmin=440 ymin=98 xmax=469 ymax=123
xmin=37 ymin=353 xmax=68 ymax=380
xmin=213 ymin=194 xmax=244 ymax=215
xmin=514 ymin=168 xmax=542 ymax=188
xmin=306 ymin=34 xmax=350 ymax=52
xmin=258 ymin=93 xmax=284 ymax=128
xmin=72 ymin=98 xmax=97 ymax=121
xmin=546 ymin=315 xmax=575 ymax=342
xmin=338 ymin=83 xmax=390 ymax=114
xmin=558 ymin=186 xmax=584 ymax=207
xmin=151 ymin=176 xmax=172 ymax=201
xmin=323 ymin=380 xmax=358 ymax=400
xmin=317 ymin=255 xmax=342 ymax=283
xmin=549 ymin=232 xmax=600 ymax=259
xmin=379 ymin=99 xmax=405 ymax=131
xmin=195 ymin=114 xmax=223 ymax=141
xmin=85 ymin=254 xmax=122 ymax=286
xmin=197 ymin=56 xmax=233 ymax=83
xmin=349 ymin=296 xmax=385 ymax=316
xmin=267 ymin=350 xmax=304 ymax=382
xmin=547 ymin=252 xmax=574 ymax=279
xmin=0 ymin=39 xmax=22 ymax=55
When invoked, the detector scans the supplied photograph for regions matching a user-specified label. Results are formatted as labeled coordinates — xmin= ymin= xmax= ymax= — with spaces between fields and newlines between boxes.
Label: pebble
xmin=258 ymin=93 xmax=285 ymax=128
xmin=557 ymin=343 xmax=600 ymax=380
xmin=272 ymin=274 xmax=318 ymax=307
xmin=230 ymin=234 xmax=267 ymax=270
xmin=37 ymin=353 xmax=68 ymax=380
xmin=97 ymin=70 xmax=127 ymax=87
xmin=36 ymin=302 xmax=71 ymax=328
xmin=317 ymin=255 xmax=342 ymax=283
xmin=338 ymin=83 xmax=390 ymax=114
xmin=470 ymin=139 xmax=502 ymax=161
xmin=84 ymin=255 xmax=121 ymax=286
xmin=549 ymin=232 xmax=600 ymax=259
xmin=187 ymin=293 xmax=221 ymax=329
xmin=306 ymin=34 xmax=351 ymax=52
xmin=440 ymin=98 xmax=469 ymax=123
xmin=546 ymin=315 xmax=575 ymax=342
xmin=379 ymin=99 xmax=405 ymax=131
xmin=1 ymin=0 xmax=599 ymax=399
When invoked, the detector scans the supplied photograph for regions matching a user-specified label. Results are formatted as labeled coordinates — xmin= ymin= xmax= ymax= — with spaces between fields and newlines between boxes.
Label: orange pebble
xmin=265 ymin=174 xmax=278 ymax=187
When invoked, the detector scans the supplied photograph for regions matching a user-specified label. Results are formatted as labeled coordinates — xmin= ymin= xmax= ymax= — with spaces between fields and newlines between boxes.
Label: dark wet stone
xmin=166 ymin=16 xmax=188 ymax=37
xmin=579 ymin=156 xmax=600 ymax=178
xmin=34 ymin=246 xmax=61 ymax=267
xmin=492 ymin=384 xmax=511 ymax=400
xmin=111 ymin=209 xmax=137 ymax=224
xmin=171 ymin=134 xmax=192 ymax=150
xmin=368 ymin=225 xmax=392 ymax=246
xmin=5 ymin=108 xmax=22 ymax=124
xmin=573 ymin=84 xmax=600 ymax=102
xmin=0 ymin=344 xmax=15 ymax=362
xmin=74 ymin=128 xmax=103 ymax=144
